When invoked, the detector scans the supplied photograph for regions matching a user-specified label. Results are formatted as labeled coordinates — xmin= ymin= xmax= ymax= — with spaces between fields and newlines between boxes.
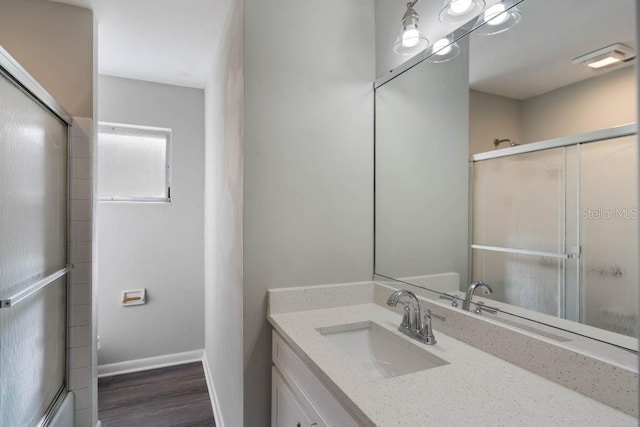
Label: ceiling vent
xmin=572 ymin=43 xmax=636 ymax=69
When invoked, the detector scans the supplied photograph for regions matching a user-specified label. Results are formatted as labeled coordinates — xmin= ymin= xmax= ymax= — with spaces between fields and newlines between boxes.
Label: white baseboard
xmin=97 ymin=349 xmax=205 ymax=378
xmin=202 ymin=354 xmax=225 ymax=427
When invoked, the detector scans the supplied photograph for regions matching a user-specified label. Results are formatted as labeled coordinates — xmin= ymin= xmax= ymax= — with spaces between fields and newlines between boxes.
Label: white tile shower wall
xmin=68 ymin=117 xmax=94 ymax=427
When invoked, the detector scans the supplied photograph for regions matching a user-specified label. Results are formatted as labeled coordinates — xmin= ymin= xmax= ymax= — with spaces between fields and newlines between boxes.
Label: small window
xmin=97 ymin=123 xmax=171 ymax=202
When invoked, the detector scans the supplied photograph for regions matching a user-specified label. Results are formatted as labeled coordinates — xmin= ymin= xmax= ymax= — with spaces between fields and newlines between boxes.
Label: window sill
xmin=97 ymin=197 xmax=171 ymax=204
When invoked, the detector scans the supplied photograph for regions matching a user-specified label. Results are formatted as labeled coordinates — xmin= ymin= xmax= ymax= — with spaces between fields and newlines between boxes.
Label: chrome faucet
xmin=462 ymin=281 xmax=493 ymax=312
xmin=386 ymin=290 xmax=444 ymax=345
xmin=386 ymin=289 xmax=421 ymax=330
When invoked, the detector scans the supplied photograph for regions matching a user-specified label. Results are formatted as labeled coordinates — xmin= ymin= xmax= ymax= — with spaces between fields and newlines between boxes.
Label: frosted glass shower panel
xmin=0 ymin=74 xmax=68 ymax=292
xmin=472 ymin=250 xmax=564 ymax=317
xmin=473 ymin=148 xmax=566 ymax=253
xmin=579 ymin=135 xmax=639 ymax=336
xmin=0 ymin=277 xmax=66 ymax=426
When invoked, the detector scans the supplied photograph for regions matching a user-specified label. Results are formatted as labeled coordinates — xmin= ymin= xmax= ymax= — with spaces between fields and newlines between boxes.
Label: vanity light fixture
xmin=427 ymin=36 xmax=461 ymax=63
xmin=440 ymin=0 xmax=485 ymax=24
xmin=393 ymin=0 xmax=430 ymax=56
xmin=475 ymin=1 xmax=521 ymax=35
xmin=572 ymin=44 xmax=636 ymax=69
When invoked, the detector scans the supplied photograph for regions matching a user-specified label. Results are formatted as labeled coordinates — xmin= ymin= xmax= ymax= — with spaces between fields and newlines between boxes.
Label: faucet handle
xmin=419 ymin=310 xmax=440 ymax=345
xmin=400 ymin=303 xmax=411 ymax=328
xmin=439 ymin=293 xmax=458 ymax=307
xmin=474 ymin=301 xmax=498 ymax=315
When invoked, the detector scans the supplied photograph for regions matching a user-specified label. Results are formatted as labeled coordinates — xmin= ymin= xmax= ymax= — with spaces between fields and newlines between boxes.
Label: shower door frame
xmin=472 ymin=125 xmax=636 ymax=162
xmin=469 ymin=122 xmax=638 ymax=323
xmin=0 ymin=45 xmax=73 ymax=426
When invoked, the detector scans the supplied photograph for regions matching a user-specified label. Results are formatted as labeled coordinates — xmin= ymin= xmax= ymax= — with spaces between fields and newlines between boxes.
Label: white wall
xmin=469 ymin=90 xmax=522 ymax=155
xmin=97 ymin=76 xmax=205 ymax=365
xmin=521 ymin=65 xmax=636 ymax=143
xmin=203 ymin=0 xmax=244 ymax=424
xmin=470 ymin=65 xmax=637 ymax=155
xmin=244 ymin=0 xmax=375 ymax=424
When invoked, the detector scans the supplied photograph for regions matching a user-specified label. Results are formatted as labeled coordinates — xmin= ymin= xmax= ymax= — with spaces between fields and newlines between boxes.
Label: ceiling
xmin=49 ymin=0 xmax=635 ymax=97
xmin=50 ymin=0 xmax=230 ymax=88
xmin=468 ymin=0 xmax=636 ymax=100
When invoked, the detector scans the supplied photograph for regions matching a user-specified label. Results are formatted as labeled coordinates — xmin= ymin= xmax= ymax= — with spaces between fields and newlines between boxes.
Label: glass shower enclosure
xmin=0 ymin=48 xmax=71 ymax=425
xmin=472 ymin=125 xmax=638 ymax=338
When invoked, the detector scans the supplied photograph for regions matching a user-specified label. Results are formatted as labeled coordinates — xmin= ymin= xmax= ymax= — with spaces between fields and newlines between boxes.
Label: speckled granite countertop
xmin=268 ymin=286 xmax=636 ymax=426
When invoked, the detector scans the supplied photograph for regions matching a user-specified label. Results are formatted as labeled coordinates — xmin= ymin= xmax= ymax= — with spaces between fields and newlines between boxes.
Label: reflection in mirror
xmin=469 ymin=0 xmax=636 ymax=152
xmin=374 ymin=0 xmax=638 ymax=355
xmin=375 ymin=0 xmax=525 ymax=82
xmin=375 ymin=38 xmax=470 ymax=289
xmin=472 ymin=129 xmax=638 ymax=350
xmin=375 ymin=276 xmax=639 ymax=370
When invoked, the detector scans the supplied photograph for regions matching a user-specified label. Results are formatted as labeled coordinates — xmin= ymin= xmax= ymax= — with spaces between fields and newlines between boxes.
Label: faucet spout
xmin=386 ymin=290 xmax=443 ymax=345
xmin=462 ymin=281 xmax=493 ymax=311
xmin=386 ymin=289 xmax=421 ymax=331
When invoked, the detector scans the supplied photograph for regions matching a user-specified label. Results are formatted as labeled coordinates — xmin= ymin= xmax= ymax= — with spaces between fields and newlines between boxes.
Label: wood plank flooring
xmin=98 ymin=362 xmax=216 ymax=427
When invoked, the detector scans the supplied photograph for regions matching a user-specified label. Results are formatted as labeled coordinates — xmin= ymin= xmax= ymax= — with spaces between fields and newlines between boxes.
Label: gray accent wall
xmin=97 ymin=76 xmax=205 ymax=365
xmin=375 ymin=41 xmax=470 ymax=288
xmin=244 ymin=0 xmax=375 ymax=424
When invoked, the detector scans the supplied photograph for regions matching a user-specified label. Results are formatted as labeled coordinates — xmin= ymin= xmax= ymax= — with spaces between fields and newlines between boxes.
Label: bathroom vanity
xmin=268 ymin=282 xmax=638 ymax=426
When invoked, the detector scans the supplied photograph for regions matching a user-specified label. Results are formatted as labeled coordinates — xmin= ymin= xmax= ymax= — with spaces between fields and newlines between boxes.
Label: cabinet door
xmin=272 ymin=367 xmax=314 ymax=427
xmin=272 ymin=331 xmax=357 ymax=427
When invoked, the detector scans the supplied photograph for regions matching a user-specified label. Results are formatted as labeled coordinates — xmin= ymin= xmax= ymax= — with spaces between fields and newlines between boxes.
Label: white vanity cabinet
xmin=271 ymin=331 xmax=359 ymax=427
xmin=272 ymin=368 xmax=315 ymax=427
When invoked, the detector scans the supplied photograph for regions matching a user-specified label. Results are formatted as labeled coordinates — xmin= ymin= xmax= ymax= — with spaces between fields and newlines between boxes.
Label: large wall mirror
xmin=375 ymin=0 xmax=638 ymax=360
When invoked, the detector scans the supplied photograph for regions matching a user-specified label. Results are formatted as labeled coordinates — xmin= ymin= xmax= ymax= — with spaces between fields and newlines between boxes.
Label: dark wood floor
xmin=98 ymin=362 xmax=216 ymax=427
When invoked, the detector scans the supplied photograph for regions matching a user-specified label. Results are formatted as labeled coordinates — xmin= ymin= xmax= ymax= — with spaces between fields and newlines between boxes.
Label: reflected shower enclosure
xmin=472 ymin=128 xmax=639 ymax=338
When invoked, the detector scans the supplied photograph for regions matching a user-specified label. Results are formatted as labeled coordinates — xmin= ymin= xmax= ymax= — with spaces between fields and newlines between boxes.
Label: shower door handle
xmin=471 ymin=244 xmax=575 ymax=259
xmin=0 ymin=265 xmax=73 ymax=309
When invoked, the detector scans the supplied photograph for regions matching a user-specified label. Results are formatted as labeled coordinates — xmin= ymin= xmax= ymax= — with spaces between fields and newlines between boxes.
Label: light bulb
xmin=433 ymin=38 xmax=452 ymax=56
xmin=587 ymin=56 xmax=622 ymax=69
xmin=402 ymin=27 xmax=420 ymax=48
xmin=484 ymin=3 xmax=508 ymax=26
xmin=439 ymin=0 xmax=485 ymax=24
xmin=450 ymin=0 xmax=473 ymax=14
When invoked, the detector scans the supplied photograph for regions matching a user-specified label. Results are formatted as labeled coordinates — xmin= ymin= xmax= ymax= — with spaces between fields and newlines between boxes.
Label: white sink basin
xmin=317 ymin=321 xmax=449 ymax=379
